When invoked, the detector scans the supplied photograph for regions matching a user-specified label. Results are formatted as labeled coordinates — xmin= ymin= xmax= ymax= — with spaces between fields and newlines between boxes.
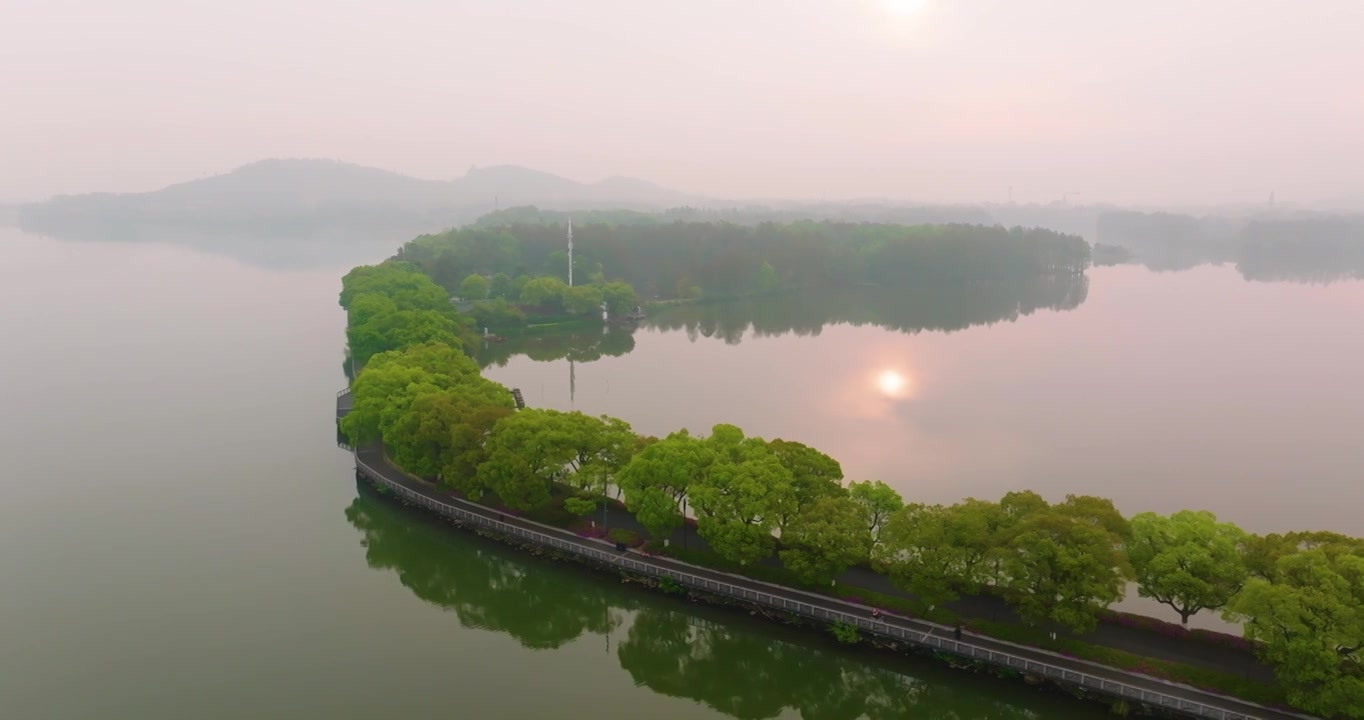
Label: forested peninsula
xmin=339 ymin=221 xmax=1361 ymax=719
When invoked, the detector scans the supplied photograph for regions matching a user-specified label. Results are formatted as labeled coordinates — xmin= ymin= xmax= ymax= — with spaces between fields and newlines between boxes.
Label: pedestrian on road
xmin=953 ymin=624 xmax=962 ymax=641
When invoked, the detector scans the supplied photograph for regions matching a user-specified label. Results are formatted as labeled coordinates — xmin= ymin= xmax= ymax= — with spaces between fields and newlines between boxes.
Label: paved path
xmin=347 ymin=436 xmax=1311 ymax=720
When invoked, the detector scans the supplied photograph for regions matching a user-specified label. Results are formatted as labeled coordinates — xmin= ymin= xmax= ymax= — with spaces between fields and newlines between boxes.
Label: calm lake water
xmin=0 ymin=228 xmax=1106 ymax=719
xmin=481 ymin=252 xmax=1364 ymax=631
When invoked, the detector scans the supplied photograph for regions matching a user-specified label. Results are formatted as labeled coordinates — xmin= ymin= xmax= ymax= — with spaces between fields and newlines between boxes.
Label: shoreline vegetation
xmin=338 ymin=220 xmax=1361 ymax=720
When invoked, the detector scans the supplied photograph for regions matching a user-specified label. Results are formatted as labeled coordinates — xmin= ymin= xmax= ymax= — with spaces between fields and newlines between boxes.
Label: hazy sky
xmin=3 ymin=0 xmax=1362 ymax=205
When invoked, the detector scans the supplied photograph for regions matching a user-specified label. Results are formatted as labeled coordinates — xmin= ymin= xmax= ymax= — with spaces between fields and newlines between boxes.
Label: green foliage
xmin=657 ymin=577 xmax=685 ymax=595
xmin=877 ymin=501 xmax=1000 ymax=608
xmin=847 ymin=480 xmax=903 ymax=548
xmin=476 ymin=409 xmax=634 ymax=511
xmin=442 ymin=404 xmax=513 ymax=499
xmin=689 ymin=425 xmax=794 ymax=565
xmin=600 ymin=281 xmax=639 ymax=316
xmin=1228 ymin=543 xmax=1364 ymax=718
xmin=397 ymin=220 xmax=1090 ymax=302
xmin=780 ymin=497 xmax=870 ymax=585
xmin=563 ymin=496 xmax=598 ymax=517
xmin=341 ymin=343 xmax=513 ymax=478
xmin=1129 ymin=510 xmax=1248 ymax=624
xmin=458 ymin=273 xmax=489 ymax=300
xmin=768 ymin=439 xmax=845 ymax=531
xmin=339 ymin=262 xmax=476 ymax=365
xmin=830 ymin=621 xmax=860 ymax=645
xmin=519 ymin=276 xmax=568 ymax=307
xmin=469 ymin=298 xmax=527 ymax=330
xmin=562 ymin=284 xmax=604 ymax=316
xmin=997 ymin=496 xmax=1131 ymax=634
xmin=488 ymin=272 xmax=513 ymax=299
xmin=607 ymin=528 xmax=641 ymax=547
xmin=346 ymin=308 xmax=464 ymax=371
xmin=617 ymin=430 xmax=711 ymax=541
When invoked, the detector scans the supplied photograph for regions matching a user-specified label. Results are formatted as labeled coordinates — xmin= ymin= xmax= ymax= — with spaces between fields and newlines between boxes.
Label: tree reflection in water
xmin=475 ymin=274 xmax=1088 ymax=368
xmin=345 ymin=486 xmax=1100 ymax=719
xmin=345 ymin=485 xmax=624 ymax=649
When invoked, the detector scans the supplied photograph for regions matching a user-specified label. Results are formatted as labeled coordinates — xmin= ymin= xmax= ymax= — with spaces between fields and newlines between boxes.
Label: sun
xmin=883 ymin=0 xmax=927 ymax=18
xmin=877 ymin=370 xmax=908 ymax=397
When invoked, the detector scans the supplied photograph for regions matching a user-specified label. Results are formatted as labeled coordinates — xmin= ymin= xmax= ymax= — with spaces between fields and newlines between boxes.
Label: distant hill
xmin=18 ymin=159 xmax=698 ymax=232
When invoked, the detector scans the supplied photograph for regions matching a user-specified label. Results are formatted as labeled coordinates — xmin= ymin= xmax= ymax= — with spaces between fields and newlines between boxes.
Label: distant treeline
xmin=1097 ymin=211 xmax=1364 ymax=282
xmin=474 ymin=204 xmax=997 ymax=228
xmin=396 ymin=220 xmax=1090 ymax=301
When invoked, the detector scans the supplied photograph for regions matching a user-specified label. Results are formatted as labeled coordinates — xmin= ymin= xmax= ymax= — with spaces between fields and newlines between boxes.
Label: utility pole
xmin=567 ymin=218 xmax=574 ymax=287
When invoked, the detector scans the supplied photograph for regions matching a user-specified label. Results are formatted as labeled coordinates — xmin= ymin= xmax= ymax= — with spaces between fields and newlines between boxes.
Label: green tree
xmin=565 ymin=414 xmax=637 ymax=503
xmin=999 ymin=508 xmax=1128 ymax=633
xmin=459 ymin=273 xmax=490 ymax=300
xmin=563 ymin=284 xmax=605 ymax=316
xmin=780 ymin=497 xmax=870 ymax=585
xmin=488 ymin=272 xmax=513 ymax=300
xmin=470 ymin=298 xmax=527 ymax=330
xmin=1228 ymin=544 xmax=1363 ymax=718
xmin=476 ymin=409 xmax=578 ymax=510
xmin=617 ymin=431 xmax=711 ymax=541
xmin=511 ymin=274 xmax=532 ymax=299
xmin=443 ymin=405 xmax=514 ymax=499
xmin=600 ymin=281 xmax=639 ymax=316
xmin=346 ymin=292 xmax=398 ymax=328
xmin=877 ymin=502 xmax=999 ymax=607
xmin=346 ymin=307 xmax=472 ymax=367
xmin=340 ymin=342 xmax=496 ymax=446
xmin=689 ymin=425 xmax=794 ymax=565
xmin=519 ymin=276 xmax=568 ymax=307
xmin=384 ymin=387 xmax=465 ymax=477
xmin=1055 ymin=494 xmax=1133 ymax=544
xmin=476 ymin=409 xmax=631 ymax=511
xmin=1129 ymin=510 xmax=1248 ymax=624
xmin=848 ymin=480 xmax=904 ymax=548
xmin=768 ymin=439 xmax=845 ymax=530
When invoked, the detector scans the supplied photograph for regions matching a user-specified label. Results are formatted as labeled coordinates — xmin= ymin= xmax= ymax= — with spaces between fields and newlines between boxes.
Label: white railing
xmin=354 ymin=458 xmax=1267 ymax=720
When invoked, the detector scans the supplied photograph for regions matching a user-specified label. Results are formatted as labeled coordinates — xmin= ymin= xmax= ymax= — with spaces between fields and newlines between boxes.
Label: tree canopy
xmin=397 ymin=220 xmax=1090 ymax=301
xmin=1228 ymin=540 xmax=1363 ymax=718
xmin=1129 ymin=510 xmax=1248 ymax=624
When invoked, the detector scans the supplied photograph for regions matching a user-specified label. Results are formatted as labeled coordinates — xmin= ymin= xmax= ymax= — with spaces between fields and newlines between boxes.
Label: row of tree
xmin=341 ymin=263 xmax=479 ymax=367
xmin=338 ymin=257 xmax=1359 ymax=718
xmin=459 ymin=272 xmax=639 ymax=331
xmin=394 ymin=220 xmax=1091 ymax=301
xmin=1097 ymin=210 xmax=1364 ymax=282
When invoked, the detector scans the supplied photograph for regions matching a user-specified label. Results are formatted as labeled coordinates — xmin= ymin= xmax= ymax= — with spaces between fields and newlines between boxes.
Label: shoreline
xmin=338 ymin=390 xmax=1305 ymax=720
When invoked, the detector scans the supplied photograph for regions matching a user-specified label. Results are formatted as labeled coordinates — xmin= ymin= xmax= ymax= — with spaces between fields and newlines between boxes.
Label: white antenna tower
xmin=567 ymin=218 xmax=574 ymax=287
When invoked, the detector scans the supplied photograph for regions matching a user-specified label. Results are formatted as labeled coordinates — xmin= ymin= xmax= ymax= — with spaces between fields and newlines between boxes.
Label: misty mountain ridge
xmin=19 ymin=158 xmax=697 ymax=229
